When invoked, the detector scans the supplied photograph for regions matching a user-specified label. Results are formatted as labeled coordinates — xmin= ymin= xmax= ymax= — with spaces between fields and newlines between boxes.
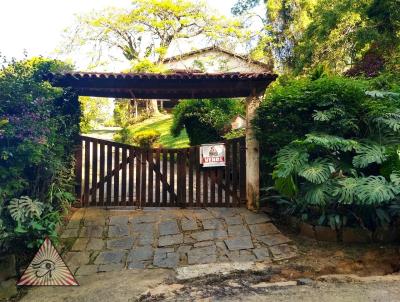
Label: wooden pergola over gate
xmin=45 ymin=71 xmax=278 ymax=209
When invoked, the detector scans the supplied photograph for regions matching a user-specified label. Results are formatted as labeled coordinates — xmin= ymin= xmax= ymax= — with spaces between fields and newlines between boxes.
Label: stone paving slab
xmin=61 ymin=207 xmax=297 ymax=274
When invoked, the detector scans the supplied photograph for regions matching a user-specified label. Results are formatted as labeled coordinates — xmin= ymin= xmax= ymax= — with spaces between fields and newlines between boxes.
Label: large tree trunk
xmin=149 ymin=99 xmax=160 ymax=115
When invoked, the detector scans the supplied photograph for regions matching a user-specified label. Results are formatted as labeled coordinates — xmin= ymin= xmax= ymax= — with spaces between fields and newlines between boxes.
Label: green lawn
xmin=127 ymin=114 xmax=189 ymax=148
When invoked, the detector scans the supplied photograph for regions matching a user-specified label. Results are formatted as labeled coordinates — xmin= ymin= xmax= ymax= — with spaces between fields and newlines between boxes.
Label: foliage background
xmin=0 ymin=57 xmax=80 ymax=254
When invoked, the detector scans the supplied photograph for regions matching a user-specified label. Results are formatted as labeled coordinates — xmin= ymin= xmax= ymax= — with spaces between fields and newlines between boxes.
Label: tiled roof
xmin=44 ymin=71 xmax=276 ymax=81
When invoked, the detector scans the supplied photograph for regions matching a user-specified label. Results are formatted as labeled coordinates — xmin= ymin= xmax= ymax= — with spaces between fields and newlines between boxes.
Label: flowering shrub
xmin=0 ymin=57 xmax=80 ymax=253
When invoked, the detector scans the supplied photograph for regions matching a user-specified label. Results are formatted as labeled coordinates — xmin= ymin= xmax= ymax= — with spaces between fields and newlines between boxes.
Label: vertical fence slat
xmin=188 ymin=148 xmax=194 ymax=207
xmin=114 ymin=145 xmax=120 ymax=206
xmin=155 ymin=149 xmax=161 ymax=206
xmin=75 ymin=141 xmax=83 ymax=205
xmin=106 ymin=143 xmax=112 ymax=206
xmin=203 ymin=166 xmax=208 ymax=206
xmin=169 ymin=150 xmax=175 ymax=206
xmin=91 ymin=139 xmax=98 ymax=206
xmin=217 ymin=168 xmax=223 ymax=206
xmin=239 ymin=138 xmax=246 ymax=206
xmin=162 ymin=150 xmax=168 ymax=205
xmin=141 ymin=150 xmax=147 ymax=206
xmin=182 ymin=149 xmax=187 ymax=208
xmin=196 ymin=147 xmax=201 ymax=207
xmin=121 ymin=146 xmax=127 ymax=206
xmin=99 ymin=142 xmax=105 ymax=206
xmin=232 ymin=140 xmax=239 ymax=207
xmin=136 ymin=149 xmax=141 ymax=207
xmin=84 ymin=139 xmax=90 ymax=207
xmin=225 ymin=142 xmax=231 ymax=206
xmin=148 ymin=149 xmax=154 ymax=206
xmin=129 ymin=148 xmax=134 ymax=206
xmin=210 ymin=168 xmax=216 ymax=206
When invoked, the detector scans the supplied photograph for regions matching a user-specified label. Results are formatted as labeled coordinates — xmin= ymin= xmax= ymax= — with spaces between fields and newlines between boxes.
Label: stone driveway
xmin=61 ymin=208 xmax=297 ymax=276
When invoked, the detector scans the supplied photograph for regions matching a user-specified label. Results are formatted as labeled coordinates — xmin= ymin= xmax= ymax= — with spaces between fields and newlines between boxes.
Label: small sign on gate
xmin=200 ymin=143 xmax=226 ymax=167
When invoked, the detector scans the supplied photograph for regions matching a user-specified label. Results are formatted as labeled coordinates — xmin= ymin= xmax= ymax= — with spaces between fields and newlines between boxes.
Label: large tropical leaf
xmin=298 ymin=158 xmax=334 ymax=184
xmin=273 ymin=175 xmax=298 ymax=198
xmin=373 ymin=111 xmax=400 ymax=132
xmin=355 ymin=176 xmax=397 ymax=205
xmin=274 ymin=145 xmax=309 ymax=178
xmin=353 ymin=144 xmax=388 ymax=168
xmin=8 ymin=196 xmax=44 ymax=223
xmin=390 ymin=171 xmax=400 ymax=186
xmin=304 ymin=134 xmax=359 ymax=152
xmin=332 ymin=177 xmax=359 ymax=204
xmin=303 ymin=182 xmax=332 ymax=206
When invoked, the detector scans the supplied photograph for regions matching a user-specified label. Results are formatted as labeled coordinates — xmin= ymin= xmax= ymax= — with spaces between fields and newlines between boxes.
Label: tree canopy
xmin=63 ymin=0 xmax=249 ymax=68
xmin=233 ymin=0 xmax=400 ymax=75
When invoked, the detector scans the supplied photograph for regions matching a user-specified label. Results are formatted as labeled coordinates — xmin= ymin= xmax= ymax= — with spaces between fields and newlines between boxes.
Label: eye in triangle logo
xmin=17 ymin=237 xmax=79 ymax=286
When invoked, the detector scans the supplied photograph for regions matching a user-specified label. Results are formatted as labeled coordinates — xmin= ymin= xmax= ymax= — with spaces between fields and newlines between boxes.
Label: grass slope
xmin=127 ymin=114 xmax=189 ymax=148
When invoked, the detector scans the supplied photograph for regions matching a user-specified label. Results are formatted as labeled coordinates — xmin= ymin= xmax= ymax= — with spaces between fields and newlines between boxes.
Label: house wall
xmin=163 ymin=50 xmax=268 ymax=73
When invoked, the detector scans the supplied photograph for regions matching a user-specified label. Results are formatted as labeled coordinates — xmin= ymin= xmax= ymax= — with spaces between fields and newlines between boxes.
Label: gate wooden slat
xmin=84 ymin=138 xmax=90 ymax=207
xmin=75 ymin=142 xmax=82 ymax=204
xmin=148 ymin=149 xmax=154 ymax=206
xmin=169 ymin=150 xmax=175 ymax=206
xmin=224 ymin=142 xmax=231 ymax=206
xmin=106 ymin=143 xmax=112 ymax=205
xmin=141 ymin=150 xmax=147 ymax=206
xmin=91 ymin=139 xmax=98 ymax=206
xmin=188 ymin=148 xmax=194 ymax=207
xmin=136 ymin=149 xmax=141 ymax=207
xmin=176 ymin=151 xmax=181 ymax=206
xmin=129 ymin=148 xmax=134 ymax=206
xmin=181 ymin=150 xmax=187 ymax=207
xmin=203 ymin=166 xmax=208 ymax=206
xmin=196 ymin=147 xmax=201 ymax=207
xmin=155 ymin=149 xmax=161 ymax=206
xmin=99 ymin=142 xmax=105 ymax=206
xmin=121 ymin=146 xmax=127 ymax=206
xmin=114 ymin=145 xmax=120 ymax=205
xmin=162 ymin=149 xmax=168 ymax=205
xmin=232 ymin=139 xmax=239 ymax=207
xmin=210 ymin=168 xmax=216 ymax=206
xmin=239 ymin=138 xmax=246 ymax=206
xmin=217 ymin=168 xmax=223 ymax=206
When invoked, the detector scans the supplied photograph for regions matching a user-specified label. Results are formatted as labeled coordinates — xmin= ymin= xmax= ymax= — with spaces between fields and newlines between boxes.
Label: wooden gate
xmin=75 ymin=135 xmax=246 ymax=207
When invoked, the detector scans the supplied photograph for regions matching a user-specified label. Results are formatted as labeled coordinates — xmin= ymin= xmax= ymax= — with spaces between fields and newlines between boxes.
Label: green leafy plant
xmin=132 ymin=129 xmax=161 ymax=148
xmin=0 ymin=57 xmax=79 ymax=254
xmin=257 ymin=76 xmax=400 ymax=230
xmin=171 ymin=98 xmax=243 ymax=145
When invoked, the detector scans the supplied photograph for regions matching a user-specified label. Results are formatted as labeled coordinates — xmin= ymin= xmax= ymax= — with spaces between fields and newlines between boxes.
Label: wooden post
xmin=245 ymin=92 xmax=263 ymax=210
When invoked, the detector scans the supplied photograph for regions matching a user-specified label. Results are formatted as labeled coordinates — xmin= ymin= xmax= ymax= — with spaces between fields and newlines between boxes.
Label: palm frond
xmin=274 ymin=145 xmax=309 ymax=178
xmin=298 ymin=158 xmax=334 ymax=184
xmin=353 ymin=144 xmax=388 ymax=168
xmin=355 ymin=176 xmax=397 ymax=205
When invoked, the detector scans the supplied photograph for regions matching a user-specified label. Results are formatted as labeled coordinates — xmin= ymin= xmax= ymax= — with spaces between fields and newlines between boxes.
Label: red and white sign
xmin=200 ymin=143 xmax=226 ymax=167
xmin=17 ymin=237 xmax=78 ymax=286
